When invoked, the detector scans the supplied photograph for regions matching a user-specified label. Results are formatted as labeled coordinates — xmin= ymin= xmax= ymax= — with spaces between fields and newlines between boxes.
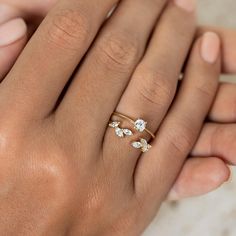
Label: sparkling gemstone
xmin=109 ymin=121 xmax=120 ymax=128
xmin=134 ymin=119 xmax=147 ymax=132
xmin=141 ymin=144 xmax=152 ymax=153
xmin=132 ymin=141 xmax=142 ymax=149
xmin=140 ymin=138 xmax=148 ymax=145
xmin=115 ymin=127 xmax=124 ymax=137
xmin=122 ymin=129 xmax=133 ymax=136
xmin=140 ymin=139 xmax=151 ymax=152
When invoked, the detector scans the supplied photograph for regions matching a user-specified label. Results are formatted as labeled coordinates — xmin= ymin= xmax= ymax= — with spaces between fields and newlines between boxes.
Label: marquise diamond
xmin=123 ymin=129 xmax=133 ymax=136
xmin=115 ymin=127 xmax=124 ymax=137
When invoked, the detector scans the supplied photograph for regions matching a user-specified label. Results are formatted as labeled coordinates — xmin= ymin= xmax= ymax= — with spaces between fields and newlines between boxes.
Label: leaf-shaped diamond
xmin=109 ymin=121 xmax=120 ymax=128
xmin=122 ymin=129 xmax=133 ymax=136
xmin=132 ymin=142 xmax=142 ymax=149
xmin=140 ymin=139 xmax=151 ymax=152
xmin=115 ymin=127 xmax=124 ymax=137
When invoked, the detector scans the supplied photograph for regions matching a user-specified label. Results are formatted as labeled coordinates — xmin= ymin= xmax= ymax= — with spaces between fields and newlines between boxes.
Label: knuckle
xmin=195 ymin=82 xmax=216 ymax=100
xmin=97 ymin=32 xmax=139 ymax=71
xmin=135 ymin=67 xmax=175 ymax=106
xmin=47 ymin=9 xmax=90 ymax=50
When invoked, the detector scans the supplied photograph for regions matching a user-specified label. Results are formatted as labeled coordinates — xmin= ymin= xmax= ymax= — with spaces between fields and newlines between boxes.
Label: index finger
xmin=0 ymin=0 xmax=119 ymax=119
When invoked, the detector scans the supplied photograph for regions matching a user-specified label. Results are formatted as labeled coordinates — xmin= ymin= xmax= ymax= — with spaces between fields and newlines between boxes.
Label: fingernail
xmin=225 ymin=166 xmax=233 ymax=183
xmin=174 ymin=0 xmax=196 ymax=12
xmin=0 ymin=4 xmax=18 ymax=24
xmin=167 ymin=189 xmax=179 ymax=201
xmin=201 ymin=32 xmax=220 ymax=64
xmin=0 ymin=18 xmax=27 ymax=47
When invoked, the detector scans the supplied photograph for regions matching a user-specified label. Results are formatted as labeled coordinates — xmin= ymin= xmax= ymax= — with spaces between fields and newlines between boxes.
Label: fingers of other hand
xmin=192 ymin=123 xmax=236 ymax=165
xmin=167 ymin=157 xmax=230 ymax=201
xmin=135 ymin=32 xmax=221 ymax=206
xmin=0 ymin=18 xmax=27 ymax=79
xmin=169 ymin=80 xmax=236 ymax=201
xmin=208 ymin=83 xmax=236 ymax=123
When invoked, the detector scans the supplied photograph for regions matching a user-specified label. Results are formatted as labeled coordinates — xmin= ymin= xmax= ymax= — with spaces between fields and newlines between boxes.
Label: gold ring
xmin=112 ymin=112 xmax=156 ymax=139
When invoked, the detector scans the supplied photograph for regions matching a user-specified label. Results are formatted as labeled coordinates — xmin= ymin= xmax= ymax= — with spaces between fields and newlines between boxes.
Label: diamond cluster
xmin=132 ymin=139 xmax=152 ymax=153
xmin=109 ymin=119 xmax=151 ymax=153
xmin=109 ymin=121 xmax=133 ymax=138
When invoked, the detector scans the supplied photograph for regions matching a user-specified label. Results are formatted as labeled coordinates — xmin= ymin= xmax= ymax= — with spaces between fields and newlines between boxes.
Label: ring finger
xmin=103 ymin=0 xmax=196 ymax=178
xmin=57 ymin=0 xmax=168 ymax=149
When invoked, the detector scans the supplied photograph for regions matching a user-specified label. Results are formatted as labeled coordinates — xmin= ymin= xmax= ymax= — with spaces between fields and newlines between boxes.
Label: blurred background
xmin=144 ymin=1 xmax=236 ymax=235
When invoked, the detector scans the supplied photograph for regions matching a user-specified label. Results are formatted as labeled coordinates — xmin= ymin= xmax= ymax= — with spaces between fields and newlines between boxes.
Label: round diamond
xmin=134 ymin=119 xmax=147 ymax=132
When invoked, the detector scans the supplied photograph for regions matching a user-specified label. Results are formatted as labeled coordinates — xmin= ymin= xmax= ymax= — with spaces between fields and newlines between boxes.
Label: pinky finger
xmin=0 ymin=18 xmax=27 ymax=79
xmin=167 ymin=157 xmax=230 ymax=201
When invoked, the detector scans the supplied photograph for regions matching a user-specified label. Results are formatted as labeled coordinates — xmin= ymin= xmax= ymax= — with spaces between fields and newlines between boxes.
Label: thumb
xmin=0 ymin=18 xmax=27 ymax=79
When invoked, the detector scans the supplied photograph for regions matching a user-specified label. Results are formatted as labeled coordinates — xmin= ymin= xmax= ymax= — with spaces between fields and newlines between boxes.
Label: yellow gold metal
xmin=112 ymin=112 xmax=156 ymax=139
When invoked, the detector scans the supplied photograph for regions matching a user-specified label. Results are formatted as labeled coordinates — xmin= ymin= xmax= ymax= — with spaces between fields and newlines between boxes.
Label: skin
xmin=0 ymin=0 xmax=223 ymax=235
xmin=0 ymin=1 xmax=235 ymax=203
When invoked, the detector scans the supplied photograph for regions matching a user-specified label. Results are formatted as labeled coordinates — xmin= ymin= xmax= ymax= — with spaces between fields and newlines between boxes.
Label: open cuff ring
xmin=109 ymin=112 xmax=155 ymax=153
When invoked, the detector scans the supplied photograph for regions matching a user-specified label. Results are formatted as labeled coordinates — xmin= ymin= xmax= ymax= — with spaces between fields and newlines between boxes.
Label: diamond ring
xmin=112 ymin=112 xmax=155 ymax=139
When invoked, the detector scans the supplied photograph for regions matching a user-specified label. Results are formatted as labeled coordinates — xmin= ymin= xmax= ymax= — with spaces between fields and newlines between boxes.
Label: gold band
xmin=112 ymin=112 xmax=156 ymax=139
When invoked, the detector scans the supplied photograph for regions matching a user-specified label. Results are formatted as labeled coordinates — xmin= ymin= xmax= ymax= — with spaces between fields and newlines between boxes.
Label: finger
xmin=167 ymin=157 xmax=230 ymax=201
xmin=102 ymin=0 xmax=196 ymax=180
xmin=197 ymin=26 xmax=236 ymax=74
xmin=57 ymin=0 xmax=168 ymax=143
xmin=135 ymin=33 xmax=220 ymax=207
xmin=192 ymin=123 xmax=236 ymax=165
xmin=0 ymin=4 xmax=20 ymax=24
xmin=208 ymin=83 xmax=236 ymax=123
xmin=0 ymin=18 xmax=27 ymax=79
xmin=0 ymin=0 xmax=119 ymax=120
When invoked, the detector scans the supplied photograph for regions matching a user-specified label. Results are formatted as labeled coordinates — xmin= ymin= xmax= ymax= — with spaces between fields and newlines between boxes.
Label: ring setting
xmin=134 ymin=119 xmax=147 ymax=132
xmin=132 ymin=138 xmax=152 ymax=153
xmin=109 ymin=112 xmax=155 ymax=153
xmin=109 ymin=121 xmax=133 ymax=138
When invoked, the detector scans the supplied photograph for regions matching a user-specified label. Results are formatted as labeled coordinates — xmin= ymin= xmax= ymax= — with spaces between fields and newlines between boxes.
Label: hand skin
xmin=0 ymin=0 xmax=223 ymax=234
xmin=0 ymin=2 xmax=236 ymax=202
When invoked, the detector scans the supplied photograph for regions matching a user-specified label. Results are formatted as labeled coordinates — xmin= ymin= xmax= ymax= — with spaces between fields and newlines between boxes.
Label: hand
xmin=168 ymin=28 xmax=236 ymax=200
xmin=0 ymin=4 xmax=27 ymax=78
xmin=0 ymin=1 xmax=234 ymax=202
xmin=0 ymin=0 xmax=57 ymax=78
xmin=0 ymin=0 xmax=220 ymax=234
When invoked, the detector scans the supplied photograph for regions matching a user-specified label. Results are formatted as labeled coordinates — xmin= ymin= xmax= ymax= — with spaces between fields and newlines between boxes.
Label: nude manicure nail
xmin=201 ymin=32 xmax=220 ymax=64
xmin=0 ymin=18 xmax=27 ymax=47
xmin=174 ymin=0 xmax=196 ymax=12
xmin=225 ymin=166 xmax=233 ymax=183
xmin=0 ymin=4 xmax=18 ymax=24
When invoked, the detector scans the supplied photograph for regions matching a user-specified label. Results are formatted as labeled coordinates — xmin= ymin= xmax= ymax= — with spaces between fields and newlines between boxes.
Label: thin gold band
xmin=112 ymin=112 xmax=156 ymax=139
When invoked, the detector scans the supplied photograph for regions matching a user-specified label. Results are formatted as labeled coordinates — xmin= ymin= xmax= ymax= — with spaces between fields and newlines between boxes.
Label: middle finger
xmin=56 ymin=0 xmax=168 ymax=144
